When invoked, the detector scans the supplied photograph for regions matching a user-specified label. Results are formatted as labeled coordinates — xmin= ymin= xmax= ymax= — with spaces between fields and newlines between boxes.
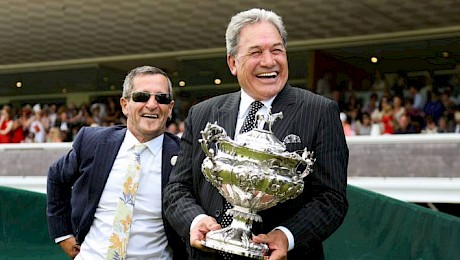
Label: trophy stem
xmin=203 ymin=206 xmax=268 ymax=259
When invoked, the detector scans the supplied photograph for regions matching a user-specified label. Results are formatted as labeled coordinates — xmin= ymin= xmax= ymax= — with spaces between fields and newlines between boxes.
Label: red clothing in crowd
xmin=0 ymin=119 xmax=12 ymax=143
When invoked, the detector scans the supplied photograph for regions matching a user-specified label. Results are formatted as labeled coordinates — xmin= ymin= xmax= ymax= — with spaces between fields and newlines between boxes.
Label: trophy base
xmin=203 ymin=226 xmax=268 ymax=259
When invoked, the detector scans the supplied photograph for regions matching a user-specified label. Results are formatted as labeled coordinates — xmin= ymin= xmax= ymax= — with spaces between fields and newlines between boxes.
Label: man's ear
xmin=227 ymin=54 xmax=237 ymax=76
xmin=120 ymin=97 xmax=128 ymax=117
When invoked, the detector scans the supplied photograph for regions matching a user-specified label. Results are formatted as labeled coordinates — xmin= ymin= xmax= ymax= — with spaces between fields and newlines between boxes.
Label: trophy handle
xmin=199 ymin=122 xmax=228 ymax=159
xmin=298 ymin=148 xmax=315 ymax=179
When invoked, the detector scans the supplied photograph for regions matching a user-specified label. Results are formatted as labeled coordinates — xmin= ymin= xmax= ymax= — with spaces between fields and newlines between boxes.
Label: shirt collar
xmin=239 ymin=89 xmax=277 ymax=118
xmin=125 ymin=129 xmax=164 ymax=156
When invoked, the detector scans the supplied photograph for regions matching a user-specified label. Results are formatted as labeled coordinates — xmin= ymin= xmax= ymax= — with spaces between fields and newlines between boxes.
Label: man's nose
xmin=145 ymin=95 xmax=159 ymax=109
xmin=260 ymin=50 xmax=275 ymax=67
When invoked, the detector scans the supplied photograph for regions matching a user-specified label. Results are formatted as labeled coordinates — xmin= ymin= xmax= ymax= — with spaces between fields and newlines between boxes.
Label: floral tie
xmin=107 ymin=143 xmax=147 ymax=260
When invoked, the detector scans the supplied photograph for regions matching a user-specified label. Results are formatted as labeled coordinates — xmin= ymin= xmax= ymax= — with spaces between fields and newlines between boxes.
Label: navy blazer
xmin=164 ymin=85 xmax=349 ymax=259
xmin=46 ymin=125 xmax=187 ymax=259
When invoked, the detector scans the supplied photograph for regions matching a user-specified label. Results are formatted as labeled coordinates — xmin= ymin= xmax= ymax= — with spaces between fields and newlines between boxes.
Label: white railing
xmin=346 ymin=133 xmax=460 ymax=144
xmin=1 ymin=134 xmax=460 ymax=202
xmin=0 ymin=142 xmax=72 ymax=151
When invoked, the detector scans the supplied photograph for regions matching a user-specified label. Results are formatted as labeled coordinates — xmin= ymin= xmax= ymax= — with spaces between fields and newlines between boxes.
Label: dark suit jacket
xmin=46 ymin=125 xmax=187 ymax=259
xmin=164 ymin=85 xmax=349 ymax=259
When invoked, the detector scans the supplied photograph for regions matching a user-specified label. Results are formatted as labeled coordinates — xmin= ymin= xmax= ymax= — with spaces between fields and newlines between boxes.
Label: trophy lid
xmin=235 ymin=128 xmax=286 ymax=153
xmin=234 ymin=110 xmax=286 ymax=153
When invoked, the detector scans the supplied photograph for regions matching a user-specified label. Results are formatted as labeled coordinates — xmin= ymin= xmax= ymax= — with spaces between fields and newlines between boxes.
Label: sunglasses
xmin=131 ymin=92 xmax=172 ymax=104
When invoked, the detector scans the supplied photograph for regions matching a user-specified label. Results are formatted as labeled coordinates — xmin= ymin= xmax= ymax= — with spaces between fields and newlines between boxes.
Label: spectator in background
xmin=345 ymin=92 xmax=361 ymax=113
xmin=449 ymin=64 xmax=460 ymax=105
xmin=55 ymin=107 xmax=72 ymax=142
xmin=371 ymin=94 xmax=390 ymax=124
xmin=371 ymin=69 xmax=387 ymax=92
xmin=424 ymin=91 xmax=445 ymax=125
xmin=408 ymin=84 xmax=425 ymax=112
xmin=104 ymin=96 xmax=122 ymax=124
xmin=381 ymin=99 xmax=395 ymax=135
xmin=24 ymin=132 xmax=36 ymax=143
xmin=48 ymin=104 xmax=58 ymax=129
xmin=370 ymin=115 xmax=382 ymax=136
xmin=11 ymin=117 xmax=26 ymax=143
xmin=316 ymin=72 xmax=332 ymax=98
xmin=166 ymin=120 xmax=178 ymax=135
xmin=27 ymin=104 xmax=46 ymax=143
xmin=355 ymin=112 xmax=372 ymax=135
xmin=437 ymin=116 xmax=452 ymax=133
xmin=340 ymin=112 xmax=355 ymax=136
xmin=420 ymin=73 xmax=433 ymax=104
xmin=362 ymin=92 xmax=379 ymax=115
xmin=390 ymin=70 xmax=407 ymax=99
xmin=0 ymin=105 xmax=14 ymax=143
xmin=331 ymin=89 xmax=347 ymax=111
xmin=392 ymin=95 xmax=406 ymax=123
xmin=404 ymin=97 xmax=424 ymax=133
xmin=11 ymin=105 xmax=32 ymax=143
xmin=440 ymin=89 xmax=457 ymax=119
xmin=394 ymin=113 xmax=417 ymax=134
xmin=46 ymin=126 xmax=63 ymax=142
xmin=40 ymin=104 xmax=51 ymax=133
xmin=454 ymin=111 xmax=460 ymax=133
xmin=421 ymin=115 xmax=439 ymax=134
xmin=176 ymin=120 xmax=185 ymax=138
xmin=90 ymin=103 xmax=103 ymax=126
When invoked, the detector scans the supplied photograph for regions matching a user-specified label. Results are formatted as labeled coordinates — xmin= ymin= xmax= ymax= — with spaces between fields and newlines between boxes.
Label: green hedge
xmin=0 ymin=186 xmax=65 ymax=259
xmin=324 ymin=185 xmax=460 ymax=259
xmin=1 ymin=185 xmax=459 ymax=259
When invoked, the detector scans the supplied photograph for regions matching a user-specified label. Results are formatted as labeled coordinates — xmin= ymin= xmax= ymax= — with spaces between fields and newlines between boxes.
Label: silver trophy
xmin=199 ymin=111 xmax=315 ymax=259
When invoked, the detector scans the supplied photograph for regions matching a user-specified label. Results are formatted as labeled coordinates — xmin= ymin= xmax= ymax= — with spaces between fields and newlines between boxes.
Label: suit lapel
xmin=217 ymin=91 xmax=240 ymax=139
xmin=270 ymin=85 xmax=299 ymax=141
xmin=88 ymin=128 xmax=126 ymax=203
xmin=161 ymin=134 xmax=177 ymax=189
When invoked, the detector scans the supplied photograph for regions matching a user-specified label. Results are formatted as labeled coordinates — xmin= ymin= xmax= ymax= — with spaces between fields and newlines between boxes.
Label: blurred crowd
xmin=0 ymin=97 xmax=125 ymax=143
xmin=323 ymin=67 xmax=460 ymax=136
xmin=0 ymin=95 xmax=187 ymax=144
xmin=2 ymin=66 xmax=460 ymax=144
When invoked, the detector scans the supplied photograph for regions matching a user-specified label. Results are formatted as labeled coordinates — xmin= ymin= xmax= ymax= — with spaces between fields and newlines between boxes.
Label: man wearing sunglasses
xmin=47 ymin=66 xmax=187 ymax=259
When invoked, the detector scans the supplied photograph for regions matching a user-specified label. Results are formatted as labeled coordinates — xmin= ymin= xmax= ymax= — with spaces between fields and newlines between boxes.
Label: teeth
xmin=257 ymin=72 xmax=277 ymax=77
xmin=143 ymin=114 xmax=159 ymax=118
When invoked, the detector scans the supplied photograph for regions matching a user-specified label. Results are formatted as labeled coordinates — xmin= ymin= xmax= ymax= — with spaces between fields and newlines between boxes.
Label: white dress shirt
xmin=75 ymin=130 xmax=172 ymax=260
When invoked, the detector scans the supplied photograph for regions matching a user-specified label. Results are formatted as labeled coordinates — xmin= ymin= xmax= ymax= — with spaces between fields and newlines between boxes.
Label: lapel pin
xmin=170 ymin=156 xmax=178 ymax=166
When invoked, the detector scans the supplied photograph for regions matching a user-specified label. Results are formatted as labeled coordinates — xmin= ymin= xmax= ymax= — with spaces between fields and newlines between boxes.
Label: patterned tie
xmin=107 ymin=143 xmax=147 ymax=260
xmin=219 ymin=101 xmax=264 ymax=260
xmin=239 ymin=101 xmax=264 ymax=134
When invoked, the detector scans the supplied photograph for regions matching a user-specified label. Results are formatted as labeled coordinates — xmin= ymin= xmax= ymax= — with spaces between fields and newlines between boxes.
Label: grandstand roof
xmin=1 ymin=0 xmax=460 ymax=96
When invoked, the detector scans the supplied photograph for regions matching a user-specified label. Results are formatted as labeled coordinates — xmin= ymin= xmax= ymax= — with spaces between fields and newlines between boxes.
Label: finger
xmin=190 ymin=238 xmax=217 ymax=253
xmin=252 ymin=234 xmax=268 ymax=243
xmin=207 ymin=223 xmax=222 ymax=231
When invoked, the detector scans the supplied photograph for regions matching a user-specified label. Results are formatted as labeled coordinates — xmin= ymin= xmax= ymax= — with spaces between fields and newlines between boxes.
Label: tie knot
xmin=250 ymin=101 xmax=264 ymax=113
xmin=239 ymin=101 xmax=264 ymax=134
xmin=133 ymin=143 xmax=147 ymax=156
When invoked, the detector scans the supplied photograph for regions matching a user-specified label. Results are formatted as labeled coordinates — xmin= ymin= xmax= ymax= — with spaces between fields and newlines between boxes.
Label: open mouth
xmin=256 ymin=72 xmax=278 ymax=79
xmin=142 ymin=114 xmax=159 ymax=119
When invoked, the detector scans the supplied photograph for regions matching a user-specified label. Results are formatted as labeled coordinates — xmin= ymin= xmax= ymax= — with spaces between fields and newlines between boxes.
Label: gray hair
xmin=225 ymin=8 xmax=288 ymax=57
xmin=122 ymin=66 xmax=173 ymax=99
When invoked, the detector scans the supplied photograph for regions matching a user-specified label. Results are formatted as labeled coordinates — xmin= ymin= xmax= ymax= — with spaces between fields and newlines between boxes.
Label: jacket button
xmin=215 ymin=209 xmax=221 ymax=218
